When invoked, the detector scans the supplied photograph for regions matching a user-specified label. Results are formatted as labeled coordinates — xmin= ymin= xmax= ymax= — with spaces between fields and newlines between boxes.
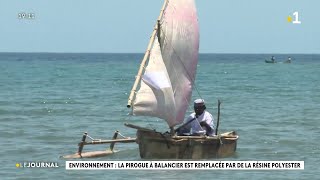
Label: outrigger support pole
xmin=77 ymin=132 xmax=87 ymax=157
xmin=109 ymin=130 xmax=119 ymax=151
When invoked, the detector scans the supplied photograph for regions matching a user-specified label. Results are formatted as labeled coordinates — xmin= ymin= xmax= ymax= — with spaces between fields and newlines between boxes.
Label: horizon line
xmin=0 ymin=52 xmax=319 ymax=55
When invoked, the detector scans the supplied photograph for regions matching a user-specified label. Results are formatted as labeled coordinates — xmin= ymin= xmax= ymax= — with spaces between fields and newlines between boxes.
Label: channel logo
xmin=16 ymin=162 xmax=59 ymax=168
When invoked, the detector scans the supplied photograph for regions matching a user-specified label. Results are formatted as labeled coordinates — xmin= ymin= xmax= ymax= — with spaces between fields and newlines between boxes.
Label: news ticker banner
xmin=66 ymin=161 xmax=304 ymax=170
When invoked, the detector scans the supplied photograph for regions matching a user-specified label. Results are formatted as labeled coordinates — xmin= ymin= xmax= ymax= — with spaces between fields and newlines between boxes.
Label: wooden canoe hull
xmin=265 ymin=60 xmax=276 ymax=63
xmin=136 ymin=130 xmax=238 ymax=159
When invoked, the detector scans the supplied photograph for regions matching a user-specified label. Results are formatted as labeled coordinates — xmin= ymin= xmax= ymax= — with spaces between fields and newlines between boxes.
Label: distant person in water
xmin=177 ymin=99 xmax=215 ymax=136
xmin=286 ymin=56 xmax=292 ymax=63
xmin=271 ymin=56 xmax=276 ymax=63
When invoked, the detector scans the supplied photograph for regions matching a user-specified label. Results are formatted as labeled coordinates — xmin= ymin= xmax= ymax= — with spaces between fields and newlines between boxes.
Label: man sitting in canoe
xmin=176 ymin=99 xmax=215 ymax=136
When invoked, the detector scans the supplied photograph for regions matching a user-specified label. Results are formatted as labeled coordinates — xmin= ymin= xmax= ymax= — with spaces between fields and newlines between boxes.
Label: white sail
xmin=130 ymin=0 xmax=199 ymax=127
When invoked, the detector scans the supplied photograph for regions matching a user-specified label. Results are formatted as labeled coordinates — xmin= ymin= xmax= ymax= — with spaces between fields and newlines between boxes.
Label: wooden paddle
xmin=174 ymin=117 xmax=196 ymax=133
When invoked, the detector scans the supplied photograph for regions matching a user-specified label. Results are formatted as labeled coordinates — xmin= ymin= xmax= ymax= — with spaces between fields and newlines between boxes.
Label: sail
xmin=130 ymin=0 xmax=199 ymax=127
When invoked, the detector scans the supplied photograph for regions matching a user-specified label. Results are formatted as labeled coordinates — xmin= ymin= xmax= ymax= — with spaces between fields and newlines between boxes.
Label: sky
xmin=0 ymin=0 xmax=319 ymax=54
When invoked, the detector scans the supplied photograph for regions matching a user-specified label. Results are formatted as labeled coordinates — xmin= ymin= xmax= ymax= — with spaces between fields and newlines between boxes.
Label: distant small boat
xmin=284 ymin=59 xmax=292 ymax=63
xmin=265 ymin=59 xmax=291 ymax=63
xmin=265 ymin=60 xmax=276 ymax=63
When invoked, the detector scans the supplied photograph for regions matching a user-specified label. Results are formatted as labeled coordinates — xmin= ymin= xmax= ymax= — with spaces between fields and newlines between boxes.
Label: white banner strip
xmin=66 ymin=161 xmax=304 ymax=170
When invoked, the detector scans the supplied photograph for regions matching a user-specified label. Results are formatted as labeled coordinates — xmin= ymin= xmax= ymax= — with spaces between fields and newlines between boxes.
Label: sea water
xmin=0 ymin=53 xmax=319 ymax=179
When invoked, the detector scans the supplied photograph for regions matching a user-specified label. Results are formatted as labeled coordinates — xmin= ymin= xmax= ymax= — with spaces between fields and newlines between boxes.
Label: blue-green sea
xmin=1 ymin=53 xmax=319 ymax=179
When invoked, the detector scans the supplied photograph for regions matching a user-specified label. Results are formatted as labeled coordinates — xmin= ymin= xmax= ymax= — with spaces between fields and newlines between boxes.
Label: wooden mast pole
xmin=127 ymin=0 xmax=168 ymax=108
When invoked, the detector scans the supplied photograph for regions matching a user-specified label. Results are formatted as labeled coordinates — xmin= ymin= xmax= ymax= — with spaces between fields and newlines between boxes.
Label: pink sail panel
xmin=132 ymin=0 xmax=199 ymax=127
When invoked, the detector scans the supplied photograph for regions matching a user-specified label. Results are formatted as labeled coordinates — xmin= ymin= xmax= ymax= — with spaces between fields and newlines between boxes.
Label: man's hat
xmin=194 ymin=99 xmax=205 ymax=107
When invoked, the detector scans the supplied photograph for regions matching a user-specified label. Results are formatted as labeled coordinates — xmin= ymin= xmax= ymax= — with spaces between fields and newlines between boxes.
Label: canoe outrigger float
xmin=62 ymin=131 xmax=136 ymax=159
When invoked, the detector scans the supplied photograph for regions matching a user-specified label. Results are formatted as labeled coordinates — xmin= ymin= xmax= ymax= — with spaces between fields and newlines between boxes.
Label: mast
xmin=127 ymin=0 xmax=169 ymax=108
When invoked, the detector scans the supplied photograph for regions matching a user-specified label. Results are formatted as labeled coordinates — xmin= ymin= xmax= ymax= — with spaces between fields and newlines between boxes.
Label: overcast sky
xmin=0 ymin=0 xmax=319 ymax=53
